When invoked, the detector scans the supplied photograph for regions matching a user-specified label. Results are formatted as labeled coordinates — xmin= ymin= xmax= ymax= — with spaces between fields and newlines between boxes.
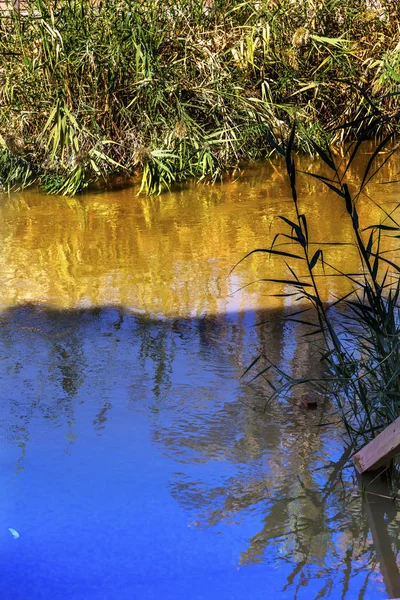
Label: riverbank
xmin=1 ymin=0 xmax=399 ymax=195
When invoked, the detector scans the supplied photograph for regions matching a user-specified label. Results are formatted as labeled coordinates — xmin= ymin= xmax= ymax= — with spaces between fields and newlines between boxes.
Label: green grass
xmin=1 ymin=0 xmax=400 ymax=194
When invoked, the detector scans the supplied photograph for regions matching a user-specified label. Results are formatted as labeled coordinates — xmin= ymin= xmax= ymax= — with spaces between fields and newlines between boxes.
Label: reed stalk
xmin=238 ymin=112 xmax=400 ymax=457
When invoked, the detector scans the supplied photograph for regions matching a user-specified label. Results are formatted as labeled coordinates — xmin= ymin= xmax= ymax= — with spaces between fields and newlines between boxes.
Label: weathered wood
xmin=353 ymin=416 xmax=400 ymax=473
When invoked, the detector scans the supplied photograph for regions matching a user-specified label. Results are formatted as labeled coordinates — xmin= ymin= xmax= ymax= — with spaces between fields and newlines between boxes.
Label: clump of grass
xmin=237 ymin=114 xmax=400 ymax=454
xmin=0 ymin=146 xmax=35 ymax=190
xmin=1 ymin=0 xmax=400 ymax=194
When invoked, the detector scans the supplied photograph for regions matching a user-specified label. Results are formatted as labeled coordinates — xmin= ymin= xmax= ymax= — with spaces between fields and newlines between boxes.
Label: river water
xmin=0 ymin=148 xmax=399 ymax=599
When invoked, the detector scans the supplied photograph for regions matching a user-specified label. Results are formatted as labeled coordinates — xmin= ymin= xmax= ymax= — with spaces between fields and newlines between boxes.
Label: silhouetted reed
xmin=238 ymin=111 xmax=400 ymax=456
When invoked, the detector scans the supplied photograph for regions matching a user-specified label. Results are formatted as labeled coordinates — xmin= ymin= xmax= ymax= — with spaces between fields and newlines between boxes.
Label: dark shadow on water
xmin=0 ymin=303 xmax=399 ymax=599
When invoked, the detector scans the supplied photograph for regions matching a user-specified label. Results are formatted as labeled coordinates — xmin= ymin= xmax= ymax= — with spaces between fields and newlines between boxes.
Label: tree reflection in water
xmin=149 ymin=312 xmax=400 ymax=599
xmin=0 ymin=304 xmax=398 ymax=599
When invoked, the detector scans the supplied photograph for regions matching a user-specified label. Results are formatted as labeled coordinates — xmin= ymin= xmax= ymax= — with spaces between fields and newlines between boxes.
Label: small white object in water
xmin=8 ymin=528 xmax=20 ymax=540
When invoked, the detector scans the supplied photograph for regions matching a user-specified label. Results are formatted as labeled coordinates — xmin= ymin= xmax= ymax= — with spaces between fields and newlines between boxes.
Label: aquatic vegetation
xmin=1 ymin=0 xmax=400 ymax=194
xmin=238 ymin=117 xmax=400 ymax=456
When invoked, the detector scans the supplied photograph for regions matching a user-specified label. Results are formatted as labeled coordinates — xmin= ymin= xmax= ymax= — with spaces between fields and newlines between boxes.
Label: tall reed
xmin=238 ymin=115 xmax=400 ymax=454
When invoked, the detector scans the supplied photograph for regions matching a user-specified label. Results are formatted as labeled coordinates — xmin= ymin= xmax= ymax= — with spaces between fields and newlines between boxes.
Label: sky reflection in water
xmin=0 ymin=305 xmax=395 ymax=599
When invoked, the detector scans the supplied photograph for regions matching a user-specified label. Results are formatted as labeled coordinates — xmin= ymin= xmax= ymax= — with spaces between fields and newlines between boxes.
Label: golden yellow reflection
xmin=0 ymin=145 xmax=399 ymax=316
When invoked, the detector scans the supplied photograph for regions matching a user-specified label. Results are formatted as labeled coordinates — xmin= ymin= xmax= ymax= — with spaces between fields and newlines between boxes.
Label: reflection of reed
xmin=150 ymin=312 xmax=386 ymax=598
xmin=362 ymin=473 xmax=400 ymax=599
xmin=0 ymin=147 xmax=398 ymax=317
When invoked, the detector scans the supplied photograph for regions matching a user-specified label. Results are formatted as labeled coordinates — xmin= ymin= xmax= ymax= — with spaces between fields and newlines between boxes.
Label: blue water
xmin=0 ymin=306 xmax=394 ymax=599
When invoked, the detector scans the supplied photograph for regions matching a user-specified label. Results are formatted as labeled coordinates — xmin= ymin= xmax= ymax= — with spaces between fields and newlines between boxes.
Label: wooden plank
xmin=353 ymin=416 xmax=400 ymax=473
